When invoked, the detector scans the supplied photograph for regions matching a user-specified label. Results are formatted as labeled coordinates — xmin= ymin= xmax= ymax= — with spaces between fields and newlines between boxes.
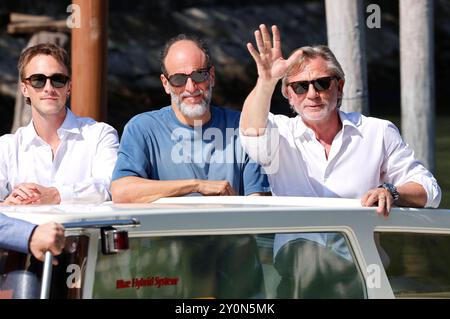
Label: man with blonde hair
xmin=0 ymin=43 xmax=118 ymax=205
xmin=240 ymin=24 xmax=441 ymax=298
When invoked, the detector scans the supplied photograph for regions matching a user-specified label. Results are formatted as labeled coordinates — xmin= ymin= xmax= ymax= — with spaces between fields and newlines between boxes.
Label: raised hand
xmin=247 ymin=24 xmax=303 ymax=82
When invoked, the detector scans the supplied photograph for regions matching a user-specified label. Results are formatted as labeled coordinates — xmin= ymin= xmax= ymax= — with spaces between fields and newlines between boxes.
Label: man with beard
xmin=240 ymin=24 xmax=440 ymax=216
xmin=111 ymin=34 xmax=270 ymax=202
xmin=240 ymin=25 xmax=441 ymax=298
xmin=239 ymin=24 xmax=441 ymax=298
xmin=110 ymin=35 xmax=269 ymax=299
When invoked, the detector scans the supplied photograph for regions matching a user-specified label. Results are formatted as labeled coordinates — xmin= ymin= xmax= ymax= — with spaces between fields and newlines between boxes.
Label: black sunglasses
xmin=166 ymin=67 xmax=211 ymax=87
xmin=24 ymin=73 xmax=70 ymax=89
xmin=288 ymin=76 xmax=338 ymax=95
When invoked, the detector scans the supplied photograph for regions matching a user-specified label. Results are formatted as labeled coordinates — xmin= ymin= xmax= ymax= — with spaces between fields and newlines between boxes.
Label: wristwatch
xmin=378 ymin=183 xmax=399 ymax=202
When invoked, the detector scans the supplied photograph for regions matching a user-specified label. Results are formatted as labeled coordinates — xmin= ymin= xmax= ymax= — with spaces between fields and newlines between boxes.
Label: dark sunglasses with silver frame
xmin=288 ymin=76 xmax=339 ymax=95
xmin=24 ymin=73 xmax=70 ymax=89
xmin=165 ymin=66 xmax=211 ymax=87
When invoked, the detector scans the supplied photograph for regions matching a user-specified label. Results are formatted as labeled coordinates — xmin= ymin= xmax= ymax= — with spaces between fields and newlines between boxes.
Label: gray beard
xmin=291 ymin=103 xmax=335 ymax=122
xmin=171 ymin=86 xmax=212 ymax=118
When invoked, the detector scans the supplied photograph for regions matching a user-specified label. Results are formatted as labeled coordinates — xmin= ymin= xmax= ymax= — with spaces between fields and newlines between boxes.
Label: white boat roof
xmin=2 ymin=196 xmax=364 ymax=224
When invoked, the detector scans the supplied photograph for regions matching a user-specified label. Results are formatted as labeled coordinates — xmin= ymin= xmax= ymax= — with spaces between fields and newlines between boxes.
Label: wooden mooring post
xmin=71 ymin=0 xmax=109 ymax=122
xmin=400 ymin=0 xmax=435 ymax=171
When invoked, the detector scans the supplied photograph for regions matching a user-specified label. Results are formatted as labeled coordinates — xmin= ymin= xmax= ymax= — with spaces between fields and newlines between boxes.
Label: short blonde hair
xmin=281 ymin=45 xmax=345 ymax=107
xmin=18 ymin=43 xmax=70 ymax=105
xmin=18 ymin=43 xmax=71 ymax=80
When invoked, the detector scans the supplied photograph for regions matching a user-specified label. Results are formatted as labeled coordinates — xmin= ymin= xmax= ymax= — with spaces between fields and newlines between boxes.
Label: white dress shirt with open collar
xmin=0 ymin=109 xmax=119 ymax=204
xmin=240 ymin=110 xmax=441 ymax=207
xmin=240 ymin=110 xmax=442 ymax=259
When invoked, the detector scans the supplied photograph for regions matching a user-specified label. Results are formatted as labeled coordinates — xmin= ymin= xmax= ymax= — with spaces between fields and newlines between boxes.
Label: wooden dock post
xmin=400 ymin=0 xmax=435 ymax=171
xmin=325 ymin=0 xmax=369 ymax=115
xmin=71 ymin=0 xmax=108 ymax=122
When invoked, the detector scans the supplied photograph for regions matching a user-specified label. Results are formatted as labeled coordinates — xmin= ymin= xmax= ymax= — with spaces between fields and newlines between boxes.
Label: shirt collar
xmin=57 ymin=108 xmax=82 ymax=136
xmin=292 ymin=115 xmax=310 ymax=139
xmin=294 ymin=110 xmax=363 ymax=140
xmin=22 ymin=108 xmax=81 ymax=146
xmin=338 ymin=110 xmax=363 ymax=137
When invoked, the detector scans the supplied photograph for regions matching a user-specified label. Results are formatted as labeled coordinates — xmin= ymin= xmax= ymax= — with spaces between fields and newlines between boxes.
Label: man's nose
xmin=184 ymin=77 xmax=197 ymax=93
xmin=306 ymin=83 xmax=319 ymax=99
xmin=43 ymin=78 xmax=55 ymax=91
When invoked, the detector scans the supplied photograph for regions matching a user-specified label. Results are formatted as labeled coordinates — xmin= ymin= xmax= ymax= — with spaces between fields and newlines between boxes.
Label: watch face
xmin=383 ymin=183 xmax=399 ymax=201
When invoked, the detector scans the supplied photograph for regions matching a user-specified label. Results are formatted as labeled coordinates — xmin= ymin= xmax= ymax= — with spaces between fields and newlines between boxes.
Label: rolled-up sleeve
xmin=112 ymin=120 xmax=152 ymax=181
xmin=383 ymin=122 xmax=442 ymax=208
xmin=239 ymin=114 xmax=280 ymax=170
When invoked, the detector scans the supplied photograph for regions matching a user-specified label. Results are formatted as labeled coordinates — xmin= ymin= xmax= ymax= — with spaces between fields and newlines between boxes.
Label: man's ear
xmin=160 ymin=74 xmax=171 ymax=94
xmin=209 ymin=66 xmax=215 ymax=87
xmin=20 ymin=81 xmax=29 ymax=98
xmin=281 ymin=84 xmax=289 ymax=99
xmin=338 ymin=78 xmax=345 ymax=96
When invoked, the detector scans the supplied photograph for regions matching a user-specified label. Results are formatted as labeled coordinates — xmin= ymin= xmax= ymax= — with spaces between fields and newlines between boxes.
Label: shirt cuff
xmin=244 ymin=185 xmax=272 ymax=196
xmin=409 ymin=175 xmax=442 ymax=208
xmin=56 ymin=185 xmax=73 ymax=204
xmin=2 ymin=217 xmax=36 ymax=254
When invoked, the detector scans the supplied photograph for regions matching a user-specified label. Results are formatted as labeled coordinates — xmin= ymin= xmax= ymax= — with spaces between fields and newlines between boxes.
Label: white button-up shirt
xmin=240 ymin=110 xmax=441 ymax=207
xmin=240 ymin=110 xmax=442 ymax=259
xmin=0 ymin=109 xmax=119 ymax=204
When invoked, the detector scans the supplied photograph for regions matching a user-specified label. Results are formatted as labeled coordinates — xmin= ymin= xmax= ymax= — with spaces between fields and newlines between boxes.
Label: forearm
xmin=240 ymin=78 xmax=278 ymax=136
xmin=111 ymin=176 xmax=199 ymax=203
xmin=396 ymin=182 xmax=428 ymax=208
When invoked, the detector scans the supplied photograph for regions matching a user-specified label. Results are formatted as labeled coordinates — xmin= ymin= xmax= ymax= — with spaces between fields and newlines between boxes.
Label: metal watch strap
xmin=378 ymin=183 xmax=399 ymax=202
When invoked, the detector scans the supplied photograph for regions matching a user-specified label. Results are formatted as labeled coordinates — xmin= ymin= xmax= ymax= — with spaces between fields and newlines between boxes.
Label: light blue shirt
xmin=113 ymin=106 xmax=270 ymax=195
xmin=0 ymin=213 xmax=36 ymax=254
